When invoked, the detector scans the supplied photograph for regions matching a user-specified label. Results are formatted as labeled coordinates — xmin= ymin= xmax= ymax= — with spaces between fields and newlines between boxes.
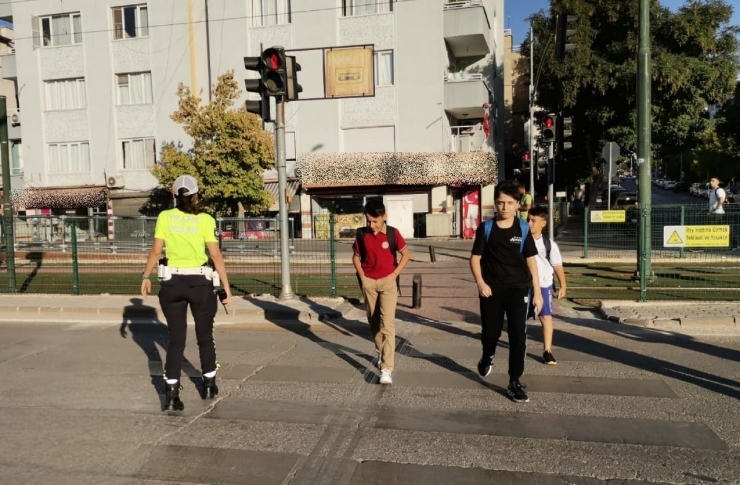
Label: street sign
xmin=590 ymin=210 xmax=626 ymax=223
xmin=663 ymin=225 xmax=730 ymax=248
xmin=602 ymin=142 xmax=620 ymax=207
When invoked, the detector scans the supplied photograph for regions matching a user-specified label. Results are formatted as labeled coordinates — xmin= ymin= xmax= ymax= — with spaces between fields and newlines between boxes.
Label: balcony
xmin=444 ymin=0 xmax=491 ymax=60
xmin=0 ymin=47 xmax=15 ymax=79
xmin=448 ymin=125 xmax=486 ymax=153
xmin=444 ymin=72 xmax=490 ymax=119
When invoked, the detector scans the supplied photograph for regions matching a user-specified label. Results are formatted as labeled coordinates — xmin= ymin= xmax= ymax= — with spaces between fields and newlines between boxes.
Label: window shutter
xmin=32 ymin=16 xmax=41 ymax=49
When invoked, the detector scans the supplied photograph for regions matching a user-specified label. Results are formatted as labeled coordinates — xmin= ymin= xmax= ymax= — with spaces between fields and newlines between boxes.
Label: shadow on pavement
xmin=553 ymin=315 xmax=740 ymax=400
xmin=119 ymin=297 xmax=200 ymax=408
xmin=246 ymin=297 xmax=380 ymax=384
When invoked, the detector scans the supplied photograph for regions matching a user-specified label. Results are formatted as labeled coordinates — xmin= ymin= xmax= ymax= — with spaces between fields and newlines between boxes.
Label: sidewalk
xmin=599 ymin=300 xmax=740 ymax=329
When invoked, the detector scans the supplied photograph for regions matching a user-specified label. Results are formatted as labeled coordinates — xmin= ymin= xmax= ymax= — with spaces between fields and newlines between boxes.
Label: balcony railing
xmin=444 ymin=72 xmax=483 ymax=82
xmin=444 ymin=0 xmax=483 ymax=10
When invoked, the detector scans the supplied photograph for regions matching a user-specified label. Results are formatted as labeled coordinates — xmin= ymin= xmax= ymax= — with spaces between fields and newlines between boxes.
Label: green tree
xmin=693 ymin=81 xmax=740 ymax=182
xmin=152 ymin=71 xmax=275 ymax=216
xmin=524 ymin=0 xmax=739 ymax=185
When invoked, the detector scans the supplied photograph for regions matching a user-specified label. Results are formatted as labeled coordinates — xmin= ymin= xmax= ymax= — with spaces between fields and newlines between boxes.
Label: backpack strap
xmin=518 ymin=218 xmax=530 ymax=253
xmin=542 ymin=236 xmax=552 ymax=261
xmin=483 ymin=219 xmax=494 ymax=242
xmin=386 ymin=225 xmax=398 ymax=266
xmin=355 ymin=227 xmax=367 ymax=262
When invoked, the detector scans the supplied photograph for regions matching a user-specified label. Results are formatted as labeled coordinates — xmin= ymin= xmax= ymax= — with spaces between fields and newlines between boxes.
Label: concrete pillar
xmin=300 ymin=192 xmax=313 ymax=239
xmin=481 ymin=184 xmax=495 ymax=220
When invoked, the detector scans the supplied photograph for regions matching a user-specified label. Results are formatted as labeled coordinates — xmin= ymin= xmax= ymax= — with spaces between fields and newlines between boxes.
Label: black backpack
xmin=355 ymin=226 xmax=401 ymax=295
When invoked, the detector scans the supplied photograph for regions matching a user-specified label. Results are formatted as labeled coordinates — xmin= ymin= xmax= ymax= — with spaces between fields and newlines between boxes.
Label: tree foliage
xmin=524 ymin=0 xmax=740 ymax=184
xmin=152 ymin=71 xmax=275 ymax=216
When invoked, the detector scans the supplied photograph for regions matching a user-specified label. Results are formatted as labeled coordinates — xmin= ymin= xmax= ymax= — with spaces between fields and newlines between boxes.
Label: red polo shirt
xmin=353 ymin=226 xmax=406 ymax=279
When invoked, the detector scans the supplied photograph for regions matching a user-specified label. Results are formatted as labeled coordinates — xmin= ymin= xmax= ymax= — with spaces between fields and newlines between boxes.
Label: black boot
xmin=202 ymin=375 xmax=218 ymax=400
xmin=164 ymin=383 xmax=184 ymax=411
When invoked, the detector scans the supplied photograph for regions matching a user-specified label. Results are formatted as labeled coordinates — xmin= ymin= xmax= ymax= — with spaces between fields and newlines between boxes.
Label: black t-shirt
xmin=471 ymin=219 xmax=538 ymax=289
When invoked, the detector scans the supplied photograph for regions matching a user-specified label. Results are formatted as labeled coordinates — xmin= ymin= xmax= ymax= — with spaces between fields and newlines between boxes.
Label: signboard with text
xmin=590 ymin=210 xmax=626 ymax=223
xmin=663 ymin=225 xmax=730 ymax=248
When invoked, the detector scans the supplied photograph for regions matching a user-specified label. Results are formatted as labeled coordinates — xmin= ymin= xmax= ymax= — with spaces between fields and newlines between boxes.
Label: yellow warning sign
xmin=663 ymin=225 xmax=730 ymax=248
xmin=590 ymin=210 xmax=626 ymax=223
xmin=666 ymin=231 xmax=683 ymax=245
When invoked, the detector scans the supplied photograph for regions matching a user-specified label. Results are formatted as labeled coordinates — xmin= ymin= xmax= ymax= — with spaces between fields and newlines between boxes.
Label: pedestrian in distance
xmin=470 ymin=179 xmax=543 ymax=403
xmin=526 ymin=206 xmax=567 ymax=365
xmin=141 ymin=175 xmax=233 ymax=412
xmin=353 ymin=200 xmax=411 ymax=386
xmin=518 ymin=184 xmax=533 ymax=220
xmin=708 ymin=176 xmax=726 ymax=215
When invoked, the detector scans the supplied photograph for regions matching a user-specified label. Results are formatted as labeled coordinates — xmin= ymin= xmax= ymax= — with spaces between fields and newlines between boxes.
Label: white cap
xmin=172 ymin=175 xmax=199 ymax=196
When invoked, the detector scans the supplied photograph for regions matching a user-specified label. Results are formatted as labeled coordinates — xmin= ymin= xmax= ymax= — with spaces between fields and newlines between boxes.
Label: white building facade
xmin=0 ymin=0 xmax=504 ymax=237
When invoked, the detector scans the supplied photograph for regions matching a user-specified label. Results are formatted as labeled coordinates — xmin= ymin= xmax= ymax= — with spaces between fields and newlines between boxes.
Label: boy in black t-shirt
xmin=469 ymin=179 xmax=543 ymax=403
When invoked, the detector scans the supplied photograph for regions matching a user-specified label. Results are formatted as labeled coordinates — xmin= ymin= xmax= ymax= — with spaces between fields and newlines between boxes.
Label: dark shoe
xmin=477 ymin=354 xmax=494 ymax=377
xmin=507 ymin=380 xmax=529 ymax=403
xmin=164 ymin=383 xmax=184 ymax=411
xmin=203 ymin=376 xmax=219 ymax=400
xmin=543 ymin=351 xmax=557 ymax=365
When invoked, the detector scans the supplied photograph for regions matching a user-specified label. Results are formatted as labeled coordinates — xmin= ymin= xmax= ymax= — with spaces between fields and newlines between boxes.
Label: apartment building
xmin=0 ymin=0 xmax=504 ymax=238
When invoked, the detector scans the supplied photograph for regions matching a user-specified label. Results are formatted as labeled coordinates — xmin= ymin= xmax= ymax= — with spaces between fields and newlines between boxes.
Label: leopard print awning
xmin=9 ymin=187 xmax=109 ymax=209
xmin=296 ymin=152 xmax=497 ymax=187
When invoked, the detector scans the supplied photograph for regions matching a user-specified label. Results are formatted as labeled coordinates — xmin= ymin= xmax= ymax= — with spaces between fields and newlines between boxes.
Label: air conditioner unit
xmin=106 ymin=175 xmax=124 ymax=188
xmin=10 ymin=112 xmax=20 ymax=125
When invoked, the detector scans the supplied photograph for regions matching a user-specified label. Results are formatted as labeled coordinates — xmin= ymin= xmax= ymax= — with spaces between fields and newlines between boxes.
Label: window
xmin=44 ymin=78 xmax=86 ymax=111
xmin=122 ymin=138 xmax=156 ymax=170
xmin=38 ymin=13 xmax=82 ymax=47
xmin=112 ymin=5 xmax=149 ymax=39
xmin=374 ymin=50 xmax=394 ymax=86
xmin=117 ymin=72 xmax=153 ymax=105
xmin=343 ymin=0 xmax=392 ymax=16
xmin=48 ymin=142 xmax=90 ymax=173
xmin=11 ymin=141 xmax=23 ymax=175
xmin=251 ymin=0 xmax=291 ymax=26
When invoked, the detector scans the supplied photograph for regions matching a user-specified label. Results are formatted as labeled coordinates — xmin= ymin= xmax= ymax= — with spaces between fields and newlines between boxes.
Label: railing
xmin=444 ymin=72 xmax=483 ymax=82
xmin=444 ymin=0 xmax=483 ymax=10
xmin=0 ymin=215 xmax=358 ymax=299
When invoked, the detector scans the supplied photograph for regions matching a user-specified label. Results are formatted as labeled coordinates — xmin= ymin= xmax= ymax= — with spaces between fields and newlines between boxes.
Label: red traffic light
xmin=268 ymin=53 xmax=279 ymax=70
xmin=523 ymin=152 xmax=531 ymax=163
xmin=262 ymin=48 xmax=285 ymax=71
xmin=544 ymin=116 xmax=554 ymax=128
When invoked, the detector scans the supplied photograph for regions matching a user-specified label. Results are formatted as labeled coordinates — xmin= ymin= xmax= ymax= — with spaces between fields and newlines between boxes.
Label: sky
xmin=504 ymin=0 xmax=740 ymax=46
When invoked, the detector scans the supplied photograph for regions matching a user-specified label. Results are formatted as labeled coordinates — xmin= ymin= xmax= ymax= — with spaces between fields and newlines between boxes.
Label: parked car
xmin=672 ymin=182 xmax=689 ymax=193
xmin=690 ymin=183 xmax=703 ymax=197
xmin=663 ymin=181 xmax=677 ymax=190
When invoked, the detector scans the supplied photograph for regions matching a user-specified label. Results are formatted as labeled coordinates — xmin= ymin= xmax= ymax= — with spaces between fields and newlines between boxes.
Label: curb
xmin=597 ymin=306 xmax=739 ymax=329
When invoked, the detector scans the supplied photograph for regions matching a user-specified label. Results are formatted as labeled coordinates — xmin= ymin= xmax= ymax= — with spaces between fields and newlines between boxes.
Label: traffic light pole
xmin=548 ymin=141 xmax=554 ymax=240
xmin=528 ymin=25 xmax=535 ymax=199
xmin=0 ymin=97 xmax=15 ymax=293
xmin=637 ymin=0 xmax=653 ymax=299
xmin=276 ymin=97 xmax=294 ymax=300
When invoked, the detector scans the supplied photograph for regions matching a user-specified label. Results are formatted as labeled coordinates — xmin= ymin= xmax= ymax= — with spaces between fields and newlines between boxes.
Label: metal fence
xmin=0 ymin=215 xmax=362 ymax=298
xmin=578 ymin=203 xmax=740 ymax=301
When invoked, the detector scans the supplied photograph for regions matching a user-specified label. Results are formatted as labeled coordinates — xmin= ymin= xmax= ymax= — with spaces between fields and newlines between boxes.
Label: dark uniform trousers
xmin=159 ymin=274 xmax=218 ymax=381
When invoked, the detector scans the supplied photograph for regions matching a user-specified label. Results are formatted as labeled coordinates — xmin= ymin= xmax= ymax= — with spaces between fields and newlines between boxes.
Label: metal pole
xmin=329 ymin=214 xmax=336 ymax=298
xmin=637 ymin=0 xmax=653 ymax=286
xmin=583 ymin=206 xmax=589 ymax=258
xmin=276 ymin=97 xmax=294 ymax=299
xmin=529 ymin=24 xmax=535 ymax=199
xmin=607 ymin=154 xmax=613 ymax=208
xmin=71 ymin=222 xmax=79 ymax=295
xmin=548 ymin=141 xmax=554 ymax=240
xmin=679 ymin=205 xmax=685 ymax=259
xmin=0 ymin=97 xmax=15 ymax=292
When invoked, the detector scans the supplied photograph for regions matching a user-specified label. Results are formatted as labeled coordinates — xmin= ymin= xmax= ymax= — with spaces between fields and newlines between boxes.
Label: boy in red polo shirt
xmin=352 ymin=200 xmax=411 ymax=385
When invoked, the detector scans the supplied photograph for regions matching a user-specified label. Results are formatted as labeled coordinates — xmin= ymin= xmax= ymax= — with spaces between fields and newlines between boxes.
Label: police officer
xmin=141 ymin=175 xmax=232 ymax=411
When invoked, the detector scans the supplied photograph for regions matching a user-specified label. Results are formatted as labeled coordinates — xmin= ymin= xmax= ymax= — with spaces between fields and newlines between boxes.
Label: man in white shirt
xmin=526 ymin=207 xmax=567 ymax=365
xmin=709 ymin=176 xmax=726 ymax=215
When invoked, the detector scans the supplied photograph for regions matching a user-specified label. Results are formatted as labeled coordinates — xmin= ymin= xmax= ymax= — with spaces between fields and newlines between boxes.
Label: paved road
xmin=621 ymin=179 xmax=698 ymax=206
xmin=1 ymin=305 xmax=739 ymax=484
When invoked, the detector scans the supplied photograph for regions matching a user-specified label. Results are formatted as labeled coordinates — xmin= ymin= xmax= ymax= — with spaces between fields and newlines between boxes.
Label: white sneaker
xmin=379 ymin=369 xmax=393 ymax=385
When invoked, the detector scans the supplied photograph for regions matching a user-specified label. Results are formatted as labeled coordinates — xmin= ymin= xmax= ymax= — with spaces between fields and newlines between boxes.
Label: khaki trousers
xmin=361 ymin=275 xmax=398 ymax=371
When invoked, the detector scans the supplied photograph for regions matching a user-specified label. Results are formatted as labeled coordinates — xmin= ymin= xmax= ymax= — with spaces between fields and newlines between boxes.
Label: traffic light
xmin=244 ymin=55 xmax=270 ymax=122
xmin=541 ymin=114 xmax=556 ymax=142
xmin=536 ymin=146 xmax=548 ymax=176
xmin=557 ymin=115 xmax=573 ymax=151
xmin=286 ymin=55 xmax=303 ymax=101
xmin=522 ymin=152 xmax=531 ymax=167
xmin=261 ymin=46 xmax=287 ymax=97
xmin=554 ymin=13 xmax=577 ymax=62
